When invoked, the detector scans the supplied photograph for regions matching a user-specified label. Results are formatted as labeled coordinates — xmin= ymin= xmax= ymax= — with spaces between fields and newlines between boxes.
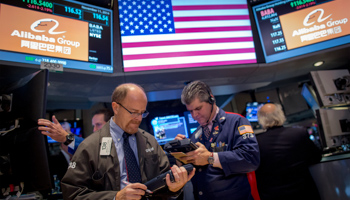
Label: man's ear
xmin=111 ymin=102 xmax=119 ymax=114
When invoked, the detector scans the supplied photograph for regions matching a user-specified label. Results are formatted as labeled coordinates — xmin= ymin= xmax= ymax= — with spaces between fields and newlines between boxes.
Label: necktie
xmin=123 ymin=132 xmax=142 ymax=183
xmin=203 ymin=125 xmax=211 ymax=140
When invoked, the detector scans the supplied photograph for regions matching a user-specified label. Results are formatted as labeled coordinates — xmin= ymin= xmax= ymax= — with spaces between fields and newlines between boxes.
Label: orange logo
xmin=303 ymin=9 xmax=332 ymax=26
xmin=30 ymin=19 xmax=66 ymax=35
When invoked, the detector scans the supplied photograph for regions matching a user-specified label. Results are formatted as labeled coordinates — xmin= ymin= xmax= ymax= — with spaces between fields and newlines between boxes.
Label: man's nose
xmin=192 ymin=110 xmax=199 ymax=118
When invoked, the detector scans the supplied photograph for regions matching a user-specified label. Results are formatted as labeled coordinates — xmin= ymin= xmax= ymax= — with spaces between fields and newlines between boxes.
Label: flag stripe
xmin=124 ymin=59 xmax=257 ymax=72
xmin=172 ymin=5 xmax=248 ymax=11
xmin=123 ymin=48 xmax=256 ymax=60
xmin=122 ymin=42 xmax=255 ymax=55
xmin=175 ymin=26 xmax=252 ymax=33
xmin=172 ymin=0 xmax=248 ymax=6
xmin=122 ymin=37 xmax=253 ymax=48
xmin=123 ymin=53 xmax=256 ymax=67
xmin=121 ymin=31 xmax=253 ymax=43
xmin=174 ymin=15 xmax=250 ymax=22
xmin=174 ymin=20 xmax=252 ymax=28
xmin=173 ymin=9 xmax=249 ymax=17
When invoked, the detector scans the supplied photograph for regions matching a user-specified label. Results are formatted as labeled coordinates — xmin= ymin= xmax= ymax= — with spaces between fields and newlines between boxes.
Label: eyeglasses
xmin=117 ymin=102 xmax=149 ymax=118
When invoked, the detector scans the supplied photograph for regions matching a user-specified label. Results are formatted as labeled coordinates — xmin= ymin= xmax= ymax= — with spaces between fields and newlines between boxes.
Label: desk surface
xmin=321 ymin=152 xmax=350 ymax=162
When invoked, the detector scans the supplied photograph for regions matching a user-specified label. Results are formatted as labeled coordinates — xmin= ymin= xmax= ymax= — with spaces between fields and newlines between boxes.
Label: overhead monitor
xmin=0 ymin=0 xmax=113 ymax=73
xmin=151 ymin=115 xmax=188 ymax=146
xmin=278 ymin=84 xmax=309 ymax=116
xmin=118 ymin=0 xmax=257 ymax=72
xmin=252 ymin=0 xmax=350 ymax=63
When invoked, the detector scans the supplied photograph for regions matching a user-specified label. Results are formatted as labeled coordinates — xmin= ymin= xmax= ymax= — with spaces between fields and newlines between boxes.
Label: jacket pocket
xmin=92 ymin=170 xmax=106 ymax=191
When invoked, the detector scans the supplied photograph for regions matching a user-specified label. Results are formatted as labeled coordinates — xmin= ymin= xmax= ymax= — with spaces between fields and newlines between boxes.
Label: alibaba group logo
xmin=30 ymin=18 xmax=66 ymax=34
xmin=303 ymin=8 xmax=332 ymax=26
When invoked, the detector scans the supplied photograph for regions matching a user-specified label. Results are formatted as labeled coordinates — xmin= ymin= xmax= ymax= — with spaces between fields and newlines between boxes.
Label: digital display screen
xmin=252 ymin=0 xmax=350 ymax=63
xmin=183 ymin=111 xmax=199 ymax=137
xmin=0 ymin=0 xmax=113 ymax=73
xmin=151 ymin=115 xmax=188 ymax=145
xmin=118 ymin=0 xmax=257 ymax=72
xmin=245 ymin=102 xmax=265 ymax=122
xmin=301 ymin=83 xmax=319 ymax=115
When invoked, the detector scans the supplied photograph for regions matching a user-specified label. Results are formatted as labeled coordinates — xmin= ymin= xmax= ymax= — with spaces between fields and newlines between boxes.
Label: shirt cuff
xmin=213 ymin=152 xmax=222 ymax=169
xmin=67 ymin=137 xmax=75 ymax=151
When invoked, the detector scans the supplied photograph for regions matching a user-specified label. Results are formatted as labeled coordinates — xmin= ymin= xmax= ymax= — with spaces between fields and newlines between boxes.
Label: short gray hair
xmin=181 ymin=80 xmax=214 ymax=105
xmin=257 ymin=103 xmax=286 ymax=129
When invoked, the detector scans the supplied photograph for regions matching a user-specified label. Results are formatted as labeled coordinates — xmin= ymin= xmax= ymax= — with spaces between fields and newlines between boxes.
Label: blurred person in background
xmin=38 ymin=108 xmax=113 ymax=154
xmin=255 ymin=103 xmax=322 ymax=200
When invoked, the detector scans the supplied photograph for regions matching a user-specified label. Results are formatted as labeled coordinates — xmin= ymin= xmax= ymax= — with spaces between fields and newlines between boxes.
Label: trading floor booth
xmin=307 ymin=70 xmax=350 ymax=200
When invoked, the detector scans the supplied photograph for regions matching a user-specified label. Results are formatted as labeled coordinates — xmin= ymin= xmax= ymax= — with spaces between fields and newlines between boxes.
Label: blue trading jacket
xmin=190 ymin=108 xmax=260 ymax=200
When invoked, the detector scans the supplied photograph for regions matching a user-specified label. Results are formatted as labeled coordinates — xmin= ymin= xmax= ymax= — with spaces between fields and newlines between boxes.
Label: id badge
xmin=100 ymin=137 xmax=112 ymax=156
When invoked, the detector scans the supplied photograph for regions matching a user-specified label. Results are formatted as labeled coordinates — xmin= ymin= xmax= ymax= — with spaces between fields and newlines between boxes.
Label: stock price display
xmin=8 ymin=0 xmax=111 ymax=26
xmin=54 ymin=4 xmax=82 ymax=19
xmin=254 ymin=4 xmax=289 ymax=56
xmin=84 ymin=12 xmax=110 ymax=26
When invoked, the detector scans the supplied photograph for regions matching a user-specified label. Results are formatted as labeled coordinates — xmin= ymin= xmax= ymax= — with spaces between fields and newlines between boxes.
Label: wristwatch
xmin=64 ymin=133 xmax=75 ymax=145
xmin=208 ymin=152 xmax=214 ymax=165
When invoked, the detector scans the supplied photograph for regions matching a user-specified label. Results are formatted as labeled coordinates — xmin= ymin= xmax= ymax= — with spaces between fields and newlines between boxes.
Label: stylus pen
xmin=122 ymin=180 xmax=153 ymax=194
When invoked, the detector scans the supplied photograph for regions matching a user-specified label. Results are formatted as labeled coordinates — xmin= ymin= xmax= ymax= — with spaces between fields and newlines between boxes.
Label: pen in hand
xmin=122 ymin=180 xmax=153 ymax=194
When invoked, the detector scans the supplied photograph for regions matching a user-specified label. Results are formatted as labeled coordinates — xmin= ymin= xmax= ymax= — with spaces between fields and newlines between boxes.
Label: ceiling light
xmin=313 ymin=61 xmax=324 ymax=67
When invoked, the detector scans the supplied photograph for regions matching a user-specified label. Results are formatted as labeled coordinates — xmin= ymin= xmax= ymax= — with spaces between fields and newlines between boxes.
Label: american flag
xmin=118 ymin=0 xmax=256 ymax=72
xmin=238 ymin=125 xmax=254 ymax=135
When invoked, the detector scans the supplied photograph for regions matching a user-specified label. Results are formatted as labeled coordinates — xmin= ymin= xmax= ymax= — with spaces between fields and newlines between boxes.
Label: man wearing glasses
xmin=61 ymin=83 xmax=195 ymax=200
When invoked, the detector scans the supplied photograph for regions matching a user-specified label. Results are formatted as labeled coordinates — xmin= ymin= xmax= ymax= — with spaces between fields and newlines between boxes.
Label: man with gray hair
xmin=175 ymin=80 xmax=260 ymax=200
xmin=255 ymin=103 xmax=322 ymax=200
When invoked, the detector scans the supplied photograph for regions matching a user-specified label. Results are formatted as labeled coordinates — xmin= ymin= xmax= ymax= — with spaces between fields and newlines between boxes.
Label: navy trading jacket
xmin=189 ymin=108 xmax=260 ymax=200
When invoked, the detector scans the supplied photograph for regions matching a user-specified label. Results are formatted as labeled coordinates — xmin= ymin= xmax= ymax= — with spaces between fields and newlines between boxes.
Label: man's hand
xmin=181 ymin=142 xmax=211 ymax=166
xmin=166 ymin=165 xmax=195 ymax=192
xmin=115 ymin=183 xmax=146 ymax=200
xmin=38 ymin=115 xmax=69 ymax=143
xmin=175 ymin=134 xmax=186 ymax=140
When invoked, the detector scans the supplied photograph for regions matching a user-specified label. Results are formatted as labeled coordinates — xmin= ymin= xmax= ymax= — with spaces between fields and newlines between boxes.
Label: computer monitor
xmin=151 ymin=115 xmax=188 ymax=146
xmin=245 ymin=102 xmax=265 ymax=122
xmin=301 ymin=83 xmax=320 ymax=116
xmin=0 ymin=69 xmax=52 ymax=195
xmin=183 ymin=111 xmax=199 ymax=138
